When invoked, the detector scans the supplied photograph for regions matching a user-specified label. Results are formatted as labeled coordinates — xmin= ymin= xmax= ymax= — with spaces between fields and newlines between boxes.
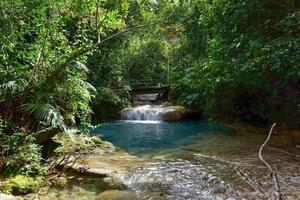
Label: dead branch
xmin=258 ymin=123 xmax=282 ymax=200
xmin=194 ymin=153 xmax=259 ymax=168
xmin=267 ymin=147 xmax=300 ymax=157
xmin=195 ymin=153 xmax=264 ymax=192
xmin=235 ymin=166 xmax=264 ymax=192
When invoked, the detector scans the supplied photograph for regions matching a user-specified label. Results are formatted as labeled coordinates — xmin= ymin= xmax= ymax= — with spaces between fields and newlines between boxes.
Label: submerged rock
xmin=121 ymin=105 xmax=187 ymax=121
xmin=94 ymin=190 xmax=138 ymax=200
xmin=83 ymin=151 xmax=145 ymax=174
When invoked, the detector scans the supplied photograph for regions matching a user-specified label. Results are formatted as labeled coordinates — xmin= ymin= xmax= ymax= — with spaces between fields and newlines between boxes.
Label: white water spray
xmin=121 ymin=105 xmax=186 ymax=121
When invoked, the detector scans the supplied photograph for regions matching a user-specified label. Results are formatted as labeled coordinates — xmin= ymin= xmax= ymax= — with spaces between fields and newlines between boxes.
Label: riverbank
xmin=37 ymin=150 xmax=146 ymax=200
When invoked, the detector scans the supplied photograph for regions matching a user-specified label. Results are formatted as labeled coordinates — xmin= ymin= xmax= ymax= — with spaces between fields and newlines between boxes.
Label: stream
xmin=94 ymin=120 xmax=300 ymax=200
xmin=41 ymin=106 xmax=300 ymax=200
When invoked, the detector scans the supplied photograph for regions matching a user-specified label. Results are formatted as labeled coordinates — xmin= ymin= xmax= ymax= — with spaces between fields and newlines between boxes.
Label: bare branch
xmin=95 ymin=5 xmax=100 ymax=43
xmin=258 ymin=123 xmax=282 ymax=200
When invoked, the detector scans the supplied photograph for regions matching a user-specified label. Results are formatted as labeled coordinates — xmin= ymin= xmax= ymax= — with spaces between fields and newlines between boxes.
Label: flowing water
xmin=91 ymin=120 xmax=300 ymax=200
xmin=121 ymin=105 xmax=165 ymax=121
xmin=120 ymin=105 xmax=186 ymax=121
xmin=41 ymin=106 xmax=300 ymax=200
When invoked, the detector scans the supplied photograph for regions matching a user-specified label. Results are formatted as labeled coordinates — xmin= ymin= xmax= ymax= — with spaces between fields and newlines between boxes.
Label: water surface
xmin=41 ymin=121 xmax=300 ymax=200
xmin=91 ymin=120 xmax=300 ymax=200
xmin=90 ymin=120 xmax=231 ymax=157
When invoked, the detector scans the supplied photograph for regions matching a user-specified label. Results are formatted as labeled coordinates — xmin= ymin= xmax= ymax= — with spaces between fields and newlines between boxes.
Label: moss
xmin=53 ymin=131 xmax=115 ymax=156
xmin=1 ymin=175 xmax=39 ymax=195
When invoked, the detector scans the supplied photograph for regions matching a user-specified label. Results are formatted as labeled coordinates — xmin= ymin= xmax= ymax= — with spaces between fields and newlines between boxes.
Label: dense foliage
xmin=0 ymin=0 xmax=299 ymax=194
xmin=0 ymin=0 xmax=130 ymax=186
xmin=169 ymin=0 xmax=300 ymax=128
xmin=88 ymin=0 xmax=300 ymax=128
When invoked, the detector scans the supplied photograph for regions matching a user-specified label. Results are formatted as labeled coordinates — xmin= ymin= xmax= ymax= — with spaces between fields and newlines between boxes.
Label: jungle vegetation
xmin=0 ymin=0 xmax=299 ymax=194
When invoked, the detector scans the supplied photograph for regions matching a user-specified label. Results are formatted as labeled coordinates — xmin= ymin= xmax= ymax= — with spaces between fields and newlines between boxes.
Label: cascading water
xmin=120 ymin=105 xmax=187 ymax=121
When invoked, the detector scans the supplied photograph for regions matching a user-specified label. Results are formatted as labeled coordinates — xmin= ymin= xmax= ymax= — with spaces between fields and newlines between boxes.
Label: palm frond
xmin=0 ymin=81 xmax=17 ymax=92
xmin=75 ymin=61 xmax=89 ymax=73
xmin=0 ymin=79 xmax=28 ymax=94
xmin=72 ymin=78 xmax=97 ymax=102
xmin=21 ymin=103 xmax=67 ymax=132
xmin=78 ymin=79 xmax=97 ymax=93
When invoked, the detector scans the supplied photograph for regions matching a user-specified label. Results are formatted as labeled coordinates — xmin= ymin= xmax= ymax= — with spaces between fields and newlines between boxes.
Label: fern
xmin=21 ymin=103 xmax=67 ymax=132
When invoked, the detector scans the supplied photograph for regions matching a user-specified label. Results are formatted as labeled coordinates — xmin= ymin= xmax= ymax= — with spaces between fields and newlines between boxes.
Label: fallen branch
xmin=258 ymin=123 xmax=282 ymax=200
xmin=194 ymin=153 xmax=260 ymax=168
xmin=194 ymin=153 xmax=264 ymax=192
xmin=235 ymin=166 xmax=264 ymax=193
xmin=267 ymin=147 xmax=300 ymax=157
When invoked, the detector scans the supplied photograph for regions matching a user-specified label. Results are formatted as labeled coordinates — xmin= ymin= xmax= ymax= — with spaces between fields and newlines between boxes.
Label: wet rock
xmin=0 ymin=194 xmax=18 ymax=200
xmin=132 ymin=93 xmax=159 ymax=101
xmin=83 ymin=151 xmax=145 ymax=174
xmin=85 ymin=168 xmax=113 ymax=177
xmin=94 ymin=190 xmax=138 ymax=200
xmin=133 ymin=100 xmax=152 ymax=106
xmin=102 ymin=177 xmax=125 ymax=190
xmin=66 ymin=164 xmax=112 ymax=178
xmin=161 ymin=106 xmax=187 ymax=121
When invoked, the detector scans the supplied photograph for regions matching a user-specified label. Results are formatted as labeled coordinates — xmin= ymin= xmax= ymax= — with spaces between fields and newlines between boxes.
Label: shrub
xmin=1 ymin=175 xmax=39 ymax=195
xmin=0 ymin=131 xmax=45 ymax=177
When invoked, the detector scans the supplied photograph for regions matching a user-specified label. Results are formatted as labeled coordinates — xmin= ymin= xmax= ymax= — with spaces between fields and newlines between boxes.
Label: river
xmin=41 ymin=105 xmax=300 ymax=200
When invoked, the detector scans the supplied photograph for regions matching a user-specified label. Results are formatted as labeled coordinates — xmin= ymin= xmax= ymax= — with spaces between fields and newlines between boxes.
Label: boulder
xmin=161 ymin=106 xmax=187 ymax=121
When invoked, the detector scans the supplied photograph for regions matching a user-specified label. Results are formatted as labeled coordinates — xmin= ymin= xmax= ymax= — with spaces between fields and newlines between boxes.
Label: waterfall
xmin=121 ymin=105 xmax=186 ymax=121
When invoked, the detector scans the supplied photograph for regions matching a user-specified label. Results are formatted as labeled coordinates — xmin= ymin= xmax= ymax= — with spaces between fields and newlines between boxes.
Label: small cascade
xmin=121 ymin=105 xmax=186 ymax=121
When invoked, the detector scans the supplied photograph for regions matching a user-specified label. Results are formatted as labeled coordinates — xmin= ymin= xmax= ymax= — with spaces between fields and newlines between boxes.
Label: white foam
xmin=121 ymin=105 xmax=179 ymax=121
